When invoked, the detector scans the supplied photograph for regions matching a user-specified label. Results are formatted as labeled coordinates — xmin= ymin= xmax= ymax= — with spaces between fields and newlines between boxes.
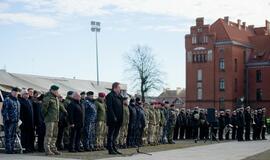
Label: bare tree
xmin=124 ymin=45 xmax=164 ymax=102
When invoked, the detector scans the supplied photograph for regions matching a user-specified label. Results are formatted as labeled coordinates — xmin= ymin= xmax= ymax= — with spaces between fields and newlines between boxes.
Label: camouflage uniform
xmin=166 ymin=108 xmax=177 ymax=143
xmin=142 ymin=105 xmax=149 ymax=145
xmin=148 ymin=105 xmax=156 ymax=145
xmin=118 ymin=104 xmax=130 ymax=147
xmin=82 ymin=98 xmax=97 ymax=150
xmin=1 ymin=96 xmax=20 ymax=153
xmin=62 ymin=97 xmax=72 ymax=148
xmin=42 ymin=92 xmax=67 ymax=154
xmin=95 ymin=99 xmax=107 ymax=149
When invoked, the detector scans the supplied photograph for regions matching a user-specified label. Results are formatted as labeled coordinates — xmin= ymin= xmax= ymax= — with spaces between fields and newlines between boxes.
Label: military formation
xmin=1 ymin=84 xmax=268 ymax=155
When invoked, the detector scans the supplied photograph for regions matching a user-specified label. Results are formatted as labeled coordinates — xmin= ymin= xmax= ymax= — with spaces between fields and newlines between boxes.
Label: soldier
xmin=161 ymin=101 xmax=169 ymax=143
xmin=95 ymin=92 xmax=107 ymax=150
xmin=173 ymin=109 xmax=180 ymax=140
xmin=142 ymin=103 xmax=149 ymax=146
xmin=218 ymin=111 xmax=225 ymax=141
xmin=19 ymin=89 xmax=35 ymax=153
xmin=231 ymin=110 xmax=237 ymax=140
xmin=56 ymin=95 xmax=68 ymax=150
xmin=82 ymin=91 xmax=97 ymax=151
xmin=134 ymin=98 xmax=146 ymax=147
xmin=199 ymin=109 xmax=208 ymax=140
xmin=127 ymin=98 xmax=137 ymax=147
xmin=154 ymin=103 xmax=161 ymax=145
xmin=192 ymin=107 xmax=200 ymax=142
xmin=42 ymin=85 xmax=67 ymax=155
xmin=61 ymin=91 xmax=73 ymax=149
xmin=178 ymin=108 xmax=187 ymax=140
xmin=166 ymin=104 xmax=177 ymax=144
xmin=252 ymin=109 xmax=258 ymax=140
xmin=68 ymin=92 xmax=84 ymax=152
xmin=185 ymin=109 xmax=192 ymax=139
xmin=224 ymin=109 xmax=231 ymax=140
xmin=244 ymin=106 xmax=252 ymax=141
xmin=236 ymin=107 xmax=245 ymax=141
xmin=261 ymin=108 xmax=267 ymax=140
xmin=118 ymin=97 xmax=130 ymax=148
xmin=148 ymin=102 xmax=156 ymax=145
xmin=1 ymin=87 xmax=20 ymax=154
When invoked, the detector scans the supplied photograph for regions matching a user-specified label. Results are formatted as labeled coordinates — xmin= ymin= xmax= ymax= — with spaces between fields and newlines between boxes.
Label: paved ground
xmin=101 ymin=139 xmax=270 ymax=160
xmin=0 ymin=138 xmax=269 ymax=160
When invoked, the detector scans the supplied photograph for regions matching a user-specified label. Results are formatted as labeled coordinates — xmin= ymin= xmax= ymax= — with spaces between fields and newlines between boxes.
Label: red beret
xmin=98 ymin=92 xmax=106 ymax=97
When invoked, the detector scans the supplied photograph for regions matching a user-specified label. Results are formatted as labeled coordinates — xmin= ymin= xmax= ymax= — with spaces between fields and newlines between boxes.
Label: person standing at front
xmin=106 ymin=82 xmax=123 ymax=155
xmin=42 ymin=85 xmax=67 ymax=156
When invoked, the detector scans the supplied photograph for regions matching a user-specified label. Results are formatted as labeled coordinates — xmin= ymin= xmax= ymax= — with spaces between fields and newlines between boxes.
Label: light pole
xmin=91 ymin=21 xmax=101 ymax=86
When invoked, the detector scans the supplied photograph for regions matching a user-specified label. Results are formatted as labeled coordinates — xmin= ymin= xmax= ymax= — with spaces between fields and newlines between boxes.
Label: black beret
xmin=80 ymin=91 xmax=86 ymax=95
xmin=135 ymin=97 xmax=140 ymax=102
xmin=11 ymin=87 xmax=20 ymax=92
xmin=87 ymin=91 xmax=94 ymax=96
xmin=67 ymin=91 xmax=73 ymax=96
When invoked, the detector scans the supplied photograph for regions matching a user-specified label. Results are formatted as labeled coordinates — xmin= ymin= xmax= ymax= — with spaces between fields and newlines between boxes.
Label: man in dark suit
xmin=67 ymin=92 xmax=84 ymax=152
xmin=106 ymin=82 xmax=123 ymax=154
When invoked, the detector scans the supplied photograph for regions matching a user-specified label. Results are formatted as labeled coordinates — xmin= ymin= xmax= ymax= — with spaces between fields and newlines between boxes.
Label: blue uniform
xmin=82 ymin=98 xmax=97 ymax=150
xmin=1 ymin=96 xmax=20 ymax=153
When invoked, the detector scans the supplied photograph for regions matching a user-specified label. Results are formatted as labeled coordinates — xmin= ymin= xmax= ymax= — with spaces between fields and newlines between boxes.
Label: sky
xmin=0 ymin=0 xmax=269 ymax=95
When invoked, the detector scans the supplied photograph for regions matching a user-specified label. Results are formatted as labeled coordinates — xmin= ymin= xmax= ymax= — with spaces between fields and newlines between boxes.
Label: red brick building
xmin=185 ymin=17 xmax=270 ymax=115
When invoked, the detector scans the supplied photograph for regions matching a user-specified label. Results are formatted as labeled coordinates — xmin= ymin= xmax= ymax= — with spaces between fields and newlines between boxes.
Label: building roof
xmin=0 ymin=70 xmax=127 ymax=96
xmin=158 ymin=88 xmax=186 ymax=98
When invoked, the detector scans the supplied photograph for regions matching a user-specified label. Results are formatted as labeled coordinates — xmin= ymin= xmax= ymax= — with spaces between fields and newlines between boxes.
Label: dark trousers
xmin=192 ymin=126 xmax=199 ymax=139
xmin=107 ymin=125 xmax=121 ymax=150
xmin=211 ymin=127 xmax=218 ymax=140
xmin=56 ymin=124 xmax=66 ymax=149
xmin=173 ymin=124 xmax=179 ymax=140
xmin=245 ymin=125 xmax=251 ymax=140
xmin=232 ymin=127 xmax=237 ymax=140
xmin=262 ymin=127 xmax=266 ymax=139
xmin=200 ymin=126 xmax=208 ymax=140
xmin=4 ymin=122 xmax=17 ymax=152
xmin=69 ymin=126 xmax=82 ymax=151
xmin=237 ymin=127 xmax=244 ymax=141
xmin=218 ymin=127 xmax=224 ymax=140
xmin=37 ymin=123 xmax=46 ymax=151
xmin=225 ymin=128 xmax=230 ymax=140
xmin=127 ymin=126 xmax=136 ymax=146
xmin=21 ymin=127 xmax=35 ymax=152
xmin=179 ymin=126 xmax=186 ymax=139
xmin=186 ymin=126 xmax=192 ymax=139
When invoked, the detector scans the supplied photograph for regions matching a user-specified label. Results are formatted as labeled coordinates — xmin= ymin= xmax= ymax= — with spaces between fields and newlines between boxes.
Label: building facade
xmin=185 ymin=17 xmax=270 ymax=114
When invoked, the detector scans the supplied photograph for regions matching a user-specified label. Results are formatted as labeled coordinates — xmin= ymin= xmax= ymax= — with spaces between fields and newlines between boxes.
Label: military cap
xmin=50 ymin=85 xmax=59 ymax=91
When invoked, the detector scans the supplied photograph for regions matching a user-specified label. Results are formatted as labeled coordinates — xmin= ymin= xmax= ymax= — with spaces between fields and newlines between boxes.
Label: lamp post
xmin=91 ymin=21 xmax=101 ymax=86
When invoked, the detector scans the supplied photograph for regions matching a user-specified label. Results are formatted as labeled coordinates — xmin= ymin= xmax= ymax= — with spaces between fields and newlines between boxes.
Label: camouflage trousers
xmin=118 ymin=123 xmax=129 ymax=145
xmin=148 ymin=123 xmax=156 ymax=144
xmin=83 ymin=122 xmax=96 ymax=149
xmin=4 ymin=122 xmax=17 ymax=152
xmin=96 ymin=121 xmax=106 ymax=147
xmin=44 ymin=122 xmax=58 ymax=152
xmin=158 ymin=126 xmax=164 ymax=143
xmin=142 ymin=124 xmax=149 ymax=145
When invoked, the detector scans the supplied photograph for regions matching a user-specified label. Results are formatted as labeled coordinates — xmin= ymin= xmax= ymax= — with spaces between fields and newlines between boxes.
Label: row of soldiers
xmin=1 ymin=86 xmax=268 ymax=155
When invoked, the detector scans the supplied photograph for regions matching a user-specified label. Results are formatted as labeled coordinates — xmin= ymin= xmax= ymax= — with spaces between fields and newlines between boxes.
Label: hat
xmin=87 ymin=91 xmax=94 ymax=96
xmin=50 ymin=85 xmax=59 ymax=91
xmin=80 ymin=91 xmax=86 ymax=95
xmin=67 ymin=91 xmax=73 ymax=96
xmin=123 ymin=97 xmax=128 ymax=100
xmin=98 ymin=92 xmax=106 ymax=98
xmin=11 ymin=87 xmax=20 ymax=92
xmin=135 ymin=97 xmax=140 ymax=102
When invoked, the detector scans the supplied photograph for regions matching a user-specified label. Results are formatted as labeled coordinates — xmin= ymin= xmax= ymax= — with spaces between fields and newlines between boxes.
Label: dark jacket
xmin=178 ymin=112 xmax=187 ymax=127
xmin=135 ymin=105 xmax=146 ymax=129
xmin=19 ymin=98 xmax=34 ymax=130
xmin=105 ymin=91 xmax=123 ymax=126
xmin=244 ymin=111 xmax=252 ymax=127
xmin=128 ymin=103 xmax=137 ymax=128
xmin=68 ymin=99 xmax=84 ymax=128
xmin=237 ymin=112 xmax=245 ymax=127
xmin=1 ymin=95 xmax=20 ymax=123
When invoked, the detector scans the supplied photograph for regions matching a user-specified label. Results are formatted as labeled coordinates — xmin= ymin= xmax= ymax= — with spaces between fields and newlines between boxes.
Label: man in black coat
xmin=244 ymin=106 xmax=252 ymax=141
xmin=127 ymin=98 xmax=137 ymax=147
xmin=218 ymin=111 xmax=225 ymax=141
xmin=106 ymin=82 xmax=123 ymax=155
xmin=134 ymin=98 xmax=146 ymax=147
xmin=67 ymin=92 xmax=84 ymax=152
xmin=224 ymin=109 xmax=231 ymax=140
xmin=231 ymin=111 xmax=237 ymax=140
xmin=237 ymin=107 xmax=245 ymax=141
xmin=19 ymin=89 xmax=35 ymax=153
xmin=178 ymin=108 xmax=187 ymax=140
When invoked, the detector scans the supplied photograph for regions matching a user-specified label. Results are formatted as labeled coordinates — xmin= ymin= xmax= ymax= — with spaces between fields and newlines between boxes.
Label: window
xmin=192 ymin=35 xmax=197 ymax=44
xmin=187 ymin=51 xmax=192 ymax=62
xmin=219 ymin=78 xmax=225 ymax=91
xmin=234 ymin=78 xmax=238 ymax=92
xmin=197 ymin=88 xmax=203 ymax=100
xmin=219 ymin=58 xmax=225 ymax=70
xmin=197 ymin=69 xmax=202 ymax=81
xmin=256 ymin=70 xmax=262 ymax=82
xmin=203 ymin=36 xmax=208 ymax=43
xmin=219 ymin=48 xmax=224 ymax=55
xmin=219 ymin=97 xmax=225 ymax=108
xmin=197 ymin=82 xmax=202 ymax=88
xmin=234 ymin=59 xmax=238 ymax=72
xmin=197 ymin=28 xmax=202 ymax=32
xmin=256 ymin=88 xmax=262 ymax=101
xmin=207 ymin=50 xmax=213 ymax=61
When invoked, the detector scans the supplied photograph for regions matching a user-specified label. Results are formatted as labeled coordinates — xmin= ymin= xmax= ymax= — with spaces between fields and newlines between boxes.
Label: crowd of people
xmin=0 ymin=82 xmax=268 ymax=156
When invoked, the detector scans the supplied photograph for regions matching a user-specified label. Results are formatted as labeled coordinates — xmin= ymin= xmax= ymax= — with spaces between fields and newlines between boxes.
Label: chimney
xmin=242 ymin=22 xmax=246 ymax=30
xmin=237 ymin=19 xmax=241 ymax=29
xmin=224 ymin=16 xmax=229 ymax=25
xmin=196 ymin=17 xmax=204 ymax=26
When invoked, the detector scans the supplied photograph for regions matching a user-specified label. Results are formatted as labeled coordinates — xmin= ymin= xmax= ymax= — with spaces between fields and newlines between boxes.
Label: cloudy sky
xmin=0 ymin=0 xmax=269 ymax=95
